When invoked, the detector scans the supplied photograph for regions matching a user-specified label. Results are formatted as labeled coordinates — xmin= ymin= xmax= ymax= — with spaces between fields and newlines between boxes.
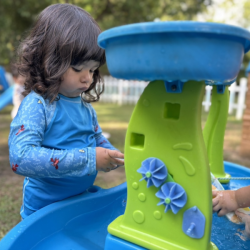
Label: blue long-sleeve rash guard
xmin=8 ymin=91 xmax=116 ymax=219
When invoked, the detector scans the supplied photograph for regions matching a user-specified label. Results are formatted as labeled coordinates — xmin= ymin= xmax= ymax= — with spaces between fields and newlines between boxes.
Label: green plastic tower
xmin=108 ymin=80 xmax=217 ymax=250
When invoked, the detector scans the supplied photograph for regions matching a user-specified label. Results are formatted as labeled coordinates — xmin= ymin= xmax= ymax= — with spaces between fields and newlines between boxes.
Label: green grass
xmin=0 ymin=102 xmax=250 ymax=240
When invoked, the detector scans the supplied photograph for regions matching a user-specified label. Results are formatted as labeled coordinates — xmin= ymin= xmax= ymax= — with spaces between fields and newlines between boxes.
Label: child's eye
xmin=72 ymin=67 xmax=81 ymax=72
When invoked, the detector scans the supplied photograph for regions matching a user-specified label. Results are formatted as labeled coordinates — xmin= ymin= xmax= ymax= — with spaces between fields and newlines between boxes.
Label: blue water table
xmin=1 ymin=21 xmax=250 ymax=250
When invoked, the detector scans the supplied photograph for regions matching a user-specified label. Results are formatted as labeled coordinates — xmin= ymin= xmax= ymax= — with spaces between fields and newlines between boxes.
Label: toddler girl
xmin=8 ymin=3 xmax=124 ymax=219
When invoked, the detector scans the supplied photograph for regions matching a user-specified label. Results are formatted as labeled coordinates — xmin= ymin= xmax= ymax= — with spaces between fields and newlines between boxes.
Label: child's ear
xmin=16 ymin=75 xmax=25 ymax=85
xmin=13 ymin=76 xmax=18 ymax=82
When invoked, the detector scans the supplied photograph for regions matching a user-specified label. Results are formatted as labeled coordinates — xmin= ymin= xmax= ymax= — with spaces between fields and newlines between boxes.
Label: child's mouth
xmin=79 ymin=87 xmax=88 ymax=91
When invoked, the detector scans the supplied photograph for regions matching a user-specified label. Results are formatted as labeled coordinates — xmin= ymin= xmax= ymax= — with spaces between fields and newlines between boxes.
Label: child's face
xmin=59 ymin=60 xmax=99 ymax=98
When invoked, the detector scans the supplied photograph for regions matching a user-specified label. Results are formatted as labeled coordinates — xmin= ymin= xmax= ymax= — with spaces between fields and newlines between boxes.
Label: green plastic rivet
xmin=165 ymin=198 xmax=171 ymax=204
xmin=138 ymin=193 xmax=146 ymax=202
xmin=132 ymin=182 xmax=139 ymax=190
xmin=153 ymin=211 xmax=162 ymax=220
xmin=133 ymin=210 xmax=145 ymax=224
xmin=145 ymin=171 xmax=151 ymax=178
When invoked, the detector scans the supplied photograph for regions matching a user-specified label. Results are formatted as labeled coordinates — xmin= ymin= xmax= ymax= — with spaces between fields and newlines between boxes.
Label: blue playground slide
xmin=0 ymin=85 xmax=13 ymax=111
xmin=0 ymin=65 xmax=13 ymax=111
xmin=0 ymin=66 xmax=9 ymax=91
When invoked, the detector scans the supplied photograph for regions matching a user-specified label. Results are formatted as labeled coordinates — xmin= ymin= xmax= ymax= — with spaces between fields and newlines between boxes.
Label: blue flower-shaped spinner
xmin=156 ymin=182 xmax=187 ymax=214
xmin=137 ymin=157 xmax=168 ymax=188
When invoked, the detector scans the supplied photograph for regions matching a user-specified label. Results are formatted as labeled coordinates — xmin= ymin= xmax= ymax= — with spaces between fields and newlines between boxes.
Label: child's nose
xmin=80 ymin=70 xmax=92 ymax=83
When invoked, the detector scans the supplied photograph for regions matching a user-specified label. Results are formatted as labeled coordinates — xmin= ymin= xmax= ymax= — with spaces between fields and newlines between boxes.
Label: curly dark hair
xmin=17 ymin=3 xmax=106 ymax=103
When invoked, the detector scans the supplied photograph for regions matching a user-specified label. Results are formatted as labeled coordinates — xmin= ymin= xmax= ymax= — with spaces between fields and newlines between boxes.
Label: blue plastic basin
xmin=0 ymin=162 xmax=250 ymax=249
xmin=98 ymin=21 xmax=250 ymax=83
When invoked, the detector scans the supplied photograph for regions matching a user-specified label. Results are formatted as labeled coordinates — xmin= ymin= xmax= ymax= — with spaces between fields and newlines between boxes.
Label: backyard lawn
xmin=1 ymin=102 xmax=250 ymax=239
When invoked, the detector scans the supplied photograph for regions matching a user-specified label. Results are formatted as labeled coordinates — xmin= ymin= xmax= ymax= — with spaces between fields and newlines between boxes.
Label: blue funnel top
xmin=98 ymin=21 xmax=250 ymax=84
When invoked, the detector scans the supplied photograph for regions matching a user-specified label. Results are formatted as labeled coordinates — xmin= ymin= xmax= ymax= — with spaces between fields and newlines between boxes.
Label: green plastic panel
xmin=108 ymin=80 xmax=215 ymax=250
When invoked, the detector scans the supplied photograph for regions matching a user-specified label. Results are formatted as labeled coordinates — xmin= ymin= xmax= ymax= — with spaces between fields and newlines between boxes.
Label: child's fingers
xmin=212 ymin=196 xmax=219 ymax=207
xmin=212 ymin=190 xmax=218 ymax=197
xmin=235 ymin=211 xmax=250 ymax=238
xmin=108 ymin=151 xmax=124 ymax=165
xmin=236 ymin=210 xmax=250 ymax=224
xmin=213 ymin=203 xmax=221 ymax=213
xmin=108 ymin=150 xmax=124 ymax=159
xmin=108 ymin=160 xmax=124 ymax=170
xmin=104 ymin=167 xmax=111 ymax=172
xmin=235 ymin=211 xmax=244 ymax=221
xmin=112 ymin=158 xmax=124 ymax=166
xmin=217 ymin=208 xmax=227 ymax=217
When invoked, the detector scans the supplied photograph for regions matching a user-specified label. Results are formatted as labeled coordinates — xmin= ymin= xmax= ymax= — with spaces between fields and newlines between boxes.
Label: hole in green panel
xmin=130 ymin=133 xmax=145 ymax=149
xmin=164 ymin=103 xmax=180 ymax=120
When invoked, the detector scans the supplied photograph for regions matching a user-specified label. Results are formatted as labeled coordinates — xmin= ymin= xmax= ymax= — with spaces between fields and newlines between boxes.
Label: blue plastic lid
xmin=98 ymin=21 xmax=250 ymax=53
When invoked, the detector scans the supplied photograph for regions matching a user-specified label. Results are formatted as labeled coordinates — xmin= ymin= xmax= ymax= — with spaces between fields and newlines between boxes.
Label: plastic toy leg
xmin=203 ymin=86 xmax=231 ymax=183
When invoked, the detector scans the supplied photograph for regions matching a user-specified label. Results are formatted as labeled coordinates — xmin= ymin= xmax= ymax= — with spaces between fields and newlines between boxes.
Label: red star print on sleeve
xmin=95 ymin=125 xmax=98 ymax=132
xmin=12 ymin=163 xmax=19 ymax=172
xmin=99 ymin=140 xmax=107 ymax=145
xmin=50 ymin=158 xmax=59 ymax=170
xmin=15 ymin=125 xmax=25 ymax=135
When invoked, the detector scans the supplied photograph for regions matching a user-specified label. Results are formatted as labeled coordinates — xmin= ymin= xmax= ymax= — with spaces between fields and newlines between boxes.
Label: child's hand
xmin=235 ymin=210 xmax=250 ymax=238
xmin=96 ymin=147 xmax=124 ymax=172
xmin=212 ymin=190 xmax=239 ymax=216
